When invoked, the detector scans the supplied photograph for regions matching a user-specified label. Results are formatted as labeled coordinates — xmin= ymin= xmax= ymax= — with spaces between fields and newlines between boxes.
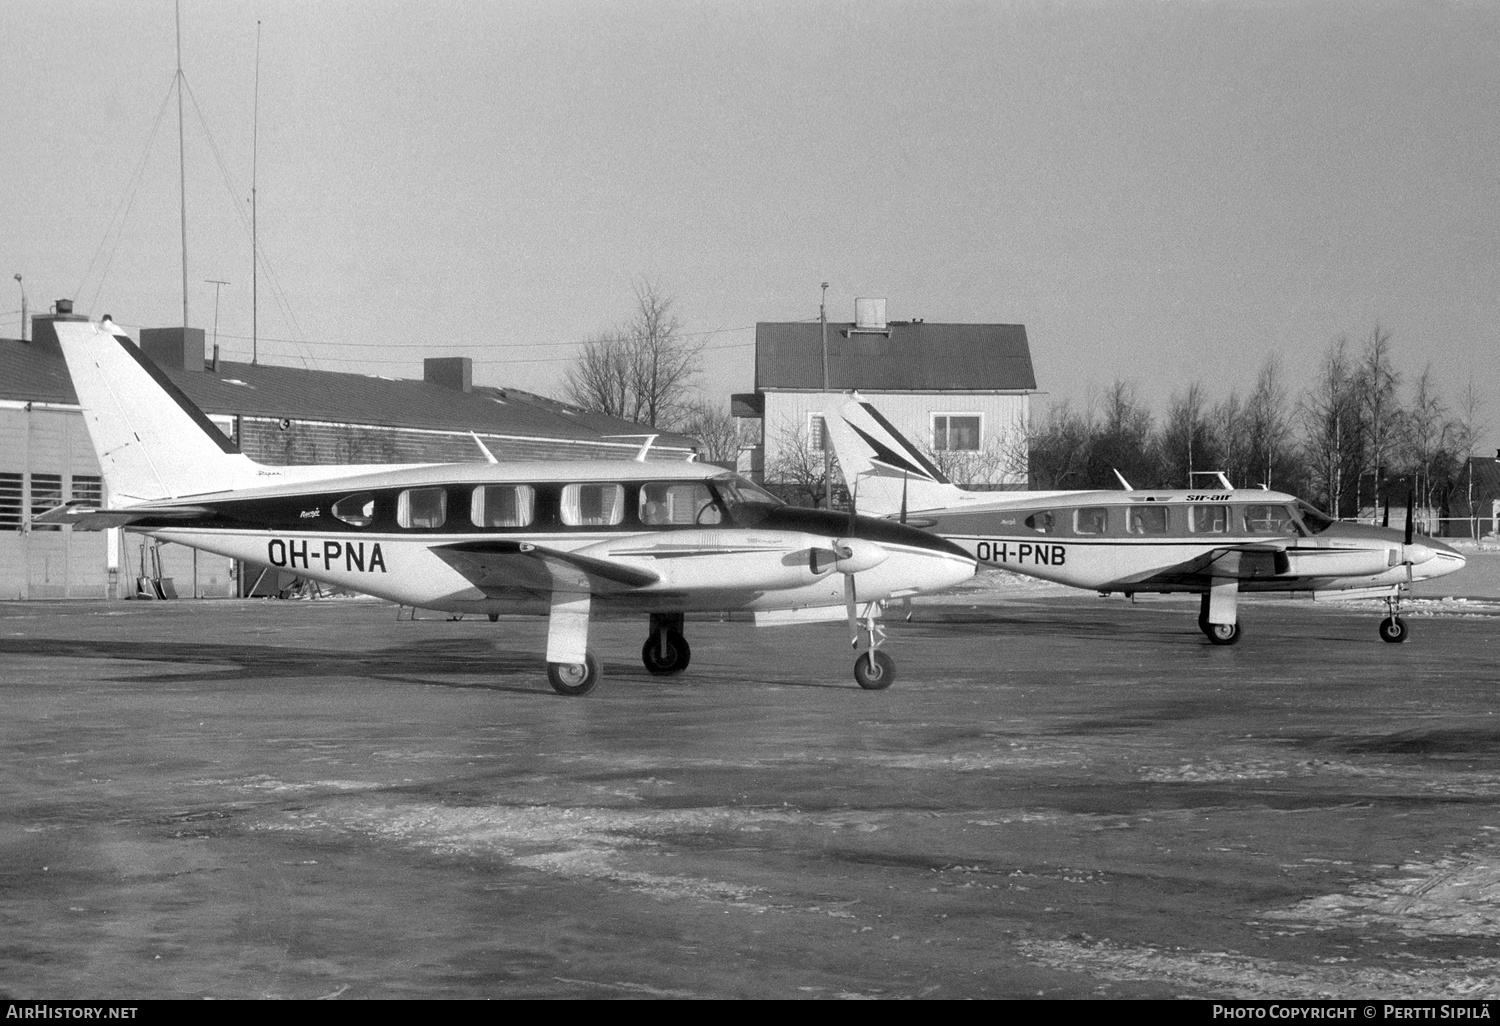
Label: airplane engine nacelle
xmin=1285 ymin=547 xmax=1398 ymax=578
xmin=833 ymin=538 xmax=889 ymax=575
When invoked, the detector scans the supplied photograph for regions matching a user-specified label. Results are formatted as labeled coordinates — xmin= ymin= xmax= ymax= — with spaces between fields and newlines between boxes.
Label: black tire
xmin=1379 ymin=616 xmax=1409 ymax=644
xmin=548 ymin=652 xmax=602 ymax=696
xmin=488 ymin=613 xmax=500 ymax=623
xmin=854 ymin=651 xmax=896 ymax=690
xmin=641 ymin=630 xmax=691 ymax=675
xmin=1206 ymin=622 xmax=1240 ymax=646
xmin=1197 ymin=594 xmax=1211 ymax=635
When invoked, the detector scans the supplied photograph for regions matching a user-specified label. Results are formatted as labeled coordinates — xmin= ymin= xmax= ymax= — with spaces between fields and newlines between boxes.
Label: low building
xmin=733 ymin=299 xmax=1037 ymax=503
xmin=0 ymin=308 xmax=697 ymax=600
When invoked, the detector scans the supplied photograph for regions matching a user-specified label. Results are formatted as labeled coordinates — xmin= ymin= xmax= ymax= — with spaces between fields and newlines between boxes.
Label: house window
xmin=30 ymin=473 xmax=63 ymax=531
xmin=0 ymin=473 xmax=21 ymax=531
xmin=71 ymin=475 xmax=102 ymax=507
xmin=932 ymin=414 xmax=981 ymax=452
xmin=808 ymin=414 xmax=827 ymax=452
xmin=561 ymin=484 xmax=624 ymax=527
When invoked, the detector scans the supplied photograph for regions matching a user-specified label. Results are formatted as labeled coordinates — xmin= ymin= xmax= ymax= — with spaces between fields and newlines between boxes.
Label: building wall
xmin=757 ymin=391 xmax=1031 ymax=490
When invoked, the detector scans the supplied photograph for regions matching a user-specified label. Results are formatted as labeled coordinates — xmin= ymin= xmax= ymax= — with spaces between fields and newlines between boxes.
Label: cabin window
xmin=333 ymin=492 xmax=377 ymax=527
xmin=1074 ymin=507 xmax=1109 ymax=535
xmin=472 ymin=485 xmax=535 ymax=528
xmin=932 ymin=414 xmax=981 ymax=452
xmin=1295 ymin=501 xmax=1337 ymax=535
xmin=71 ymin=475 xmax=102 ymax=506
xmin=397 ymin=487 xmax=447 ymax=529
xmin=640 ymin=482 xmax=721 ymax=525
xmin=1243 ymin=504 xmax=1299 ymax=535
xmin=1126 ymin=505 xmax=1169 ymax=534
xmin=0 ymin=473 xmax=23 ymax=531
xmin=30 ymin=473 xmax=63 ymax=531
xmin=1024 ymin=511 xmax=1055 ymax=534
xmin=561 ymin=483 xmax=624 ymax=527
xmin=1189 ymin=504 xmax=1228 ymax=533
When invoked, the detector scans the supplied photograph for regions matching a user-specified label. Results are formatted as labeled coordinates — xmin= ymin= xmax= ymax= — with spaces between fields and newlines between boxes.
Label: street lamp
xmin=12 ymin=274 xmax=25 ymax=342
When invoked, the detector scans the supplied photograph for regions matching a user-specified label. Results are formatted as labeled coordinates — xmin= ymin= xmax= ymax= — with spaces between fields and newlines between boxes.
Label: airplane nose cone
xmin=1412 ymin=540 xmax=1467 ymax=579
xmin=1406 ymin=543 xmax=1437 ymax=565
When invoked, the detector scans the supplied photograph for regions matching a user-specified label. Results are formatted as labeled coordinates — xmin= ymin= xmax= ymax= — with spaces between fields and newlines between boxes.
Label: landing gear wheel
xmin=547 ymin=652 xmax=602 ymax=696
xmin=641 ymin=630 xmax=691 ymax=675
xmin=854 ymin=650 xmax=896 ymax=690
xmin=1379 ymin=616 xmax=1409 ymax=644
xmin=1206 ymin=622 xmax=1240 ymax=646
xmin=488 ymin=613 xmax=500 ymax=623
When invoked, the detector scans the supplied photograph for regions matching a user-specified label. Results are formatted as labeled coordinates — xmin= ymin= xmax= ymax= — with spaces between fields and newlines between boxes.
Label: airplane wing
xmin=29 ymin=501 xmax=215 ymax=530
xmin=1121 ymin=544 xmax=1290 ymax=587
xmin=431 ymin=540 xmax=661 ymax=596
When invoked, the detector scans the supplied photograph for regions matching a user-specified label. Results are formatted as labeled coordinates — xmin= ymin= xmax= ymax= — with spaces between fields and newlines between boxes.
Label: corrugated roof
xmin=755 ymin=322 xmax=1036 ymax=392
xmin=0 ymin=337 xmax=698 ymax=450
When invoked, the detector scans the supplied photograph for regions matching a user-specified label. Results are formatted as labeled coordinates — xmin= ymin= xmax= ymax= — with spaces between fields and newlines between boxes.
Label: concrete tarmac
xmin=2 ymin=592 xmax=1498 ymax=1000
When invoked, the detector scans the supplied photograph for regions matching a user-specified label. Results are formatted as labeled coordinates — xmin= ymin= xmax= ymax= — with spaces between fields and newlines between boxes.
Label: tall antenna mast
xmin=176 ymin=0 xmax=189 ymax=330
xmin=252 ymin=20 xmax=261 ymax=365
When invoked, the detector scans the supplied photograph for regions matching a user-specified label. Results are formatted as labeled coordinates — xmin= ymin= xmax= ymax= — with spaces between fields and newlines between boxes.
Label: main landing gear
xmin=642 ymin=612 xmax=691 ymax=675
xmin=547 ymin=652 xmax=602 ymax=696
xmin=1197 ymin=591 xmax=1241 ymax=646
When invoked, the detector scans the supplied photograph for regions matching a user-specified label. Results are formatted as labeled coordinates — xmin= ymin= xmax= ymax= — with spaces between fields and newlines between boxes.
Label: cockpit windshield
xmin=1295 ymin=500 xmax=1337 ymax=535
xmin=710 ymin=474 xmax=784 ymax=526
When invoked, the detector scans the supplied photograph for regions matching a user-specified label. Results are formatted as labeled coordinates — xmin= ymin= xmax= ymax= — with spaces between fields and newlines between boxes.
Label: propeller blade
xmin=1381 ymin=498 xmax=1389 ymax=529
xmin=845 ymin=572 xmax=859 ymax=646
xmin=1404 ymin=490 xmax=1415 ymax=547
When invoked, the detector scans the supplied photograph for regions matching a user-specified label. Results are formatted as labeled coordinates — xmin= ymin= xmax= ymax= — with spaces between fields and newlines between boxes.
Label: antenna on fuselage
xmin=1112 ymin=469 xmax=1133 ymax=490
xmin=899 ymin=471 xmax=908 ymax=524
xmin=469 ymin=432 xmax=498 ymax=464
xmin=1190 ymin=470 xmax=1234 ymax=491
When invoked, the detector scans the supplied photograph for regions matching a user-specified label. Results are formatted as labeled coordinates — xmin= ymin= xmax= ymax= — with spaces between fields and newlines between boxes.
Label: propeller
xmin=1381 ymin=498 xmax=1389 ymax=529
xmin=1404 ymin=489 xmax=1415 ymax=547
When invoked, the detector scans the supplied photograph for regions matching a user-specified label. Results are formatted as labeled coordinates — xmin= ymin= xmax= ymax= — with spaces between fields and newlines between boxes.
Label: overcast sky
xmin=3 ymin=0 xmax=1496 ymax=447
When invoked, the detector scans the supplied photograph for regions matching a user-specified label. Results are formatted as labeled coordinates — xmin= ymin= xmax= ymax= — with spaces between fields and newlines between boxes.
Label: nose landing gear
xmin=1379 ymin=593 xmax=1410 ymax=643
xmin=852 ymin=602 xmax=895 ymax=690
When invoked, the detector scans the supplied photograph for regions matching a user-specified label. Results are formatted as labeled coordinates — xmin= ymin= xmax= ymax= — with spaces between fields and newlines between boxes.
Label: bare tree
xmin=1300 ymin=338 xmax=1362 ymax=517
xmin=920 ymin=431 xmax=1027 ymax=489
xmin=1356 ymin=325 xmax=1401 ymax=513
xmin=677 ymin=398 xmax=741 ymax=465
xmin=1026 ymin=399 xmax=1096 ymax=490
xmin=763 ymin=416 xmax=842 ymax=508
xmin=1245 ymin=354 xmax=1292 ymax=490
xmin=1400 ymin=365 xmax=1458 ymax=522
xmin=562 ymin=280 xmax=704 ymax=428
xmin=1160 ymin=382 xmax=1215 ymax=488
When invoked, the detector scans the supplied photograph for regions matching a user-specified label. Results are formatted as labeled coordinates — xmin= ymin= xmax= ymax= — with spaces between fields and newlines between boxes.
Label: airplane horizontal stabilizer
xmin=29 ymin=501 xmax=215 ymax=531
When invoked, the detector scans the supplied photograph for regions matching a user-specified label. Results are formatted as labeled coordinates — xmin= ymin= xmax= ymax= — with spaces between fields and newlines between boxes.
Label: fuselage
xmin=126 ymin=461 xmax=975 ymax=614
xmin=909 ymin=487 xmax=1467 ymax=594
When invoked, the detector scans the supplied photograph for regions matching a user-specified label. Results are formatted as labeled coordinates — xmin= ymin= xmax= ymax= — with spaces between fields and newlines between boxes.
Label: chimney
xmin=854 ymin=297 xmax=887 ymax=331
xmin=27 ymin=300 xmax=91 ymax=356
xmin=140 ymin=326 xmax=208 ymax=372
xmin=424 ymin=357 xmax=473 ymax=392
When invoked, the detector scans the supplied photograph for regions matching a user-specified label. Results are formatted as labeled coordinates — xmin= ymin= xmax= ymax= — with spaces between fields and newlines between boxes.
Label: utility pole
xmin=820 ymin=282 xmax=831 ymax=510
xmin=176 ymin=0 xmax=189 ymax=330
xmin=206 ymin=279 xmax=229 ymax=371
xmin=12 ymin=274 xmax=24 ymax=341
xmin=252 ymin=19 xmax=261 ymax=366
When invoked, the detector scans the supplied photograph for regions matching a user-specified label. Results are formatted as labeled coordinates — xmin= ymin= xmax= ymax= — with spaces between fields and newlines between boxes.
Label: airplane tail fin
xmin=55 ymin=321 xmax=265 ymax=504
xmin=821 ymin=394 xmax=971 ymax=516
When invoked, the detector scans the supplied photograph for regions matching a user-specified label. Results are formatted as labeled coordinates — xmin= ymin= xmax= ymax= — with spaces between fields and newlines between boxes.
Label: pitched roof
xmin=0 ymin=337 xmax=698 ymax=450
xmin=755 ymin=321 xmax=1036 ymax=392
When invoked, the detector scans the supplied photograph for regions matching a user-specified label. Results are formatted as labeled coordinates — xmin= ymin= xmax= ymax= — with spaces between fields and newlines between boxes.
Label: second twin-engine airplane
xmin=37 ymin=322 xmax=975 ymax=695
xmin=822 ymin=394 xmax=1467 ymax=645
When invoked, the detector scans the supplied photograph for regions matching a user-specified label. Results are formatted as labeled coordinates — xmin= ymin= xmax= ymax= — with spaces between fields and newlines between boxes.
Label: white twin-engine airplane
xmin=37 ymin=322 xmax=975 ymax=696
xmin=822 ymin=395 xmax=1467 ymax=645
